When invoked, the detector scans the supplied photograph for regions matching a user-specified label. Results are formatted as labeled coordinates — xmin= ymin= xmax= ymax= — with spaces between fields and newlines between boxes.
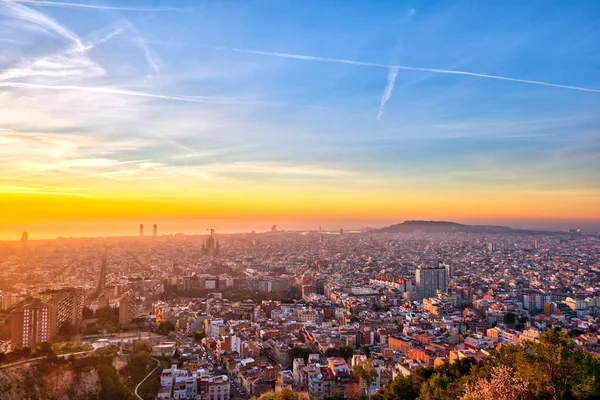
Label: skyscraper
xmin=139 ymin=224 xmax=144 ymax=237
xmin=96 ymin=253 xmax=107 ymax=297
xmin=153 ymin=224 xmax=158 ymax=237
xmin=20 ymin=231 xmax=28 ymax=255
xmin=119 ymin=291 xmax=135 ymax=325
xmin=11 ymin=300 xmax=51 ymax=348
xmin=415 ymin=265 xmax=448 ymax=299
xmin=488 ymin=242 xmax=497 ymax=252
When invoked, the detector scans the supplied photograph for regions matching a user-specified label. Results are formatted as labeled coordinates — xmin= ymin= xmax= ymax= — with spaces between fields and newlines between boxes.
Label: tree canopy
xmin=372 ymin=330 xmax=600 ymax=400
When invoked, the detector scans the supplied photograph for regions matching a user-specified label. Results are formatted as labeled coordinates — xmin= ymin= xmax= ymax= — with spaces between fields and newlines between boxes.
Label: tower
xmin=153 ymin=224 xmax=158 ymax=237
xmin=416 ymin=265 xmax=448 ymax=299
xmin=96 ymin=252 xmax=107 ymax=296
xmin=139 ymin=224 xmax=144 ymax=237
xmin=488 ymin=242 xmax=497 ymax=252
xmin=20 ymin=231 xmax=28 ymax=255
xmin=11 ymin=300 xmax=51 ymax=348
xmin=204 ymin=229 xmax=216 ymax=255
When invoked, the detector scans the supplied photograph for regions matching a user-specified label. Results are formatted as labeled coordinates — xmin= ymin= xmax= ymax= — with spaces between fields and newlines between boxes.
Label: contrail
xmin=377 ymin=66 xmax=398 ymax=120
xmin=15 ymin=0 xmax=189 ymax=11
xmin=0 ymin=81 xmax=238 ymax=105
xmin=0 ymin=24 xmax=127 ymax=81
xmin=1 ymin=0 xmax=84 ymax=49
xmin=208 ymin=46 xmax=600 ymax=94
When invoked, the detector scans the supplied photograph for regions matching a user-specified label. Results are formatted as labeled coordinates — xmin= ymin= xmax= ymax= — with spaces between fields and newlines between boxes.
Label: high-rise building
xmin=119 ymin=291 xmax=135 ymax=325
xmin=46 ymin=289 xmax=84 ymax=337
xmin=415 ymin=265 xmax=448 ymax=299
xmin=533 ymin=240 xmax=538 ymax=249
xmin=40 ymin=288 xmax=84 ymax=332
xmin=441 ymin=263 xmax=453 ymax=287
xmin=96 ymin=253 xmax=107 ymax=297
xmin=11 ymin=300 xmax=51 ymax=348
xmin=271 ymin=225 xmax=277 ymax=232
xmin=20 ymin=231 xmax=28 ymax=255
xmin=153 ymin=224 xmax=158 ymax=237
xmin=488 ymin=242 xmax=497 ymax=252
xmin=11 ymin=289 xmax=84 ymax=347
xmin=139 ymin=224 xmax=144 ymax=237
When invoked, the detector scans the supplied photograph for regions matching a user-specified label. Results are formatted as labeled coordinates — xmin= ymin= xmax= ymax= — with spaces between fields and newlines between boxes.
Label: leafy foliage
xmin=252 ymin=387 xmax=303 ymax=400
xmin=372 ymin=330 xmax=600 ymax=400
xmin=291 ymin=346 xmax=314 ymax=363
xmin=324 ymin=345 xmax=355 ymax=360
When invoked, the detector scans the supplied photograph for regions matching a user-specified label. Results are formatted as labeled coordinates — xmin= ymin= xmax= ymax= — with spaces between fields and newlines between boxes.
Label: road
xmin=134 ymin=357 xmax=160 ymax=400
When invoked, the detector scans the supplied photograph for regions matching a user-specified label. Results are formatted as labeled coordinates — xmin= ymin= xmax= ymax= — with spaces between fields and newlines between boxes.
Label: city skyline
xmin=1 ymin=0 xmax=599 ymax=238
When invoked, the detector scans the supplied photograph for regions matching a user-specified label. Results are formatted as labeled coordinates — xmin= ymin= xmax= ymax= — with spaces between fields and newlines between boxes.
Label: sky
xmin=0 ymin=0 xmax=599 ymax=238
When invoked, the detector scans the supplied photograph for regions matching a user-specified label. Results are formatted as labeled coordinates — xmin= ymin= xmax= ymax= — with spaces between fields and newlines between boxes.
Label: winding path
xmin=134 ymin=357 xmax=160 ymax=400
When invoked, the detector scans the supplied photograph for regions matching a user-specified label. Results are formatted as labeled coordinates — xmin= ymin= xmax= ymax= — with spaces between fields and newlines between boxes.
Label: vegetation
xmin=252 ymin=387 xmax=303 ymax=400
xmin=194 ymin=330 xmax=206 ymax=342
xmin=360 ymin=345 xmax=371 ymax=358
xmin=324 ymin=345 xmax=355 ymax=360
xmin=51 ymin=342 xmax=93 ymax=355
xmin=156 ymin=320 xmax=176 ymax=335
xmin=291 ymin=346 xmax=315 ymax=362
xmin=372 ymin=330 xmax=600 ymax=400
xmin=354 ymin=358 xmax=378 ymax=394
xmin=0 ymin=341 xmax=55 ymax=364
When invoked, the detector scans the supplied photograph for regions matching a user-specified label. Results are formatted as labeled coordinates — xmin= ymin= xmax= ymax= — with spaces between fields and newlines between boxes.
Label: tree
xmin=195 ymin=330 xmax=206 ymax=342
xmin=354 ymin=358 xmax=378 ymax=395
xmin=359 ymin=345 xmax=371 ymax=358
xmin=156 ymin=320 xmax=175 ymax=335
xmin=461 ymin=365 xmax=528 ymax=400
xmin=251 ymin=387 xmax=302 ymax=400
xmin=291 ymin=346 xmax=313 ymax=362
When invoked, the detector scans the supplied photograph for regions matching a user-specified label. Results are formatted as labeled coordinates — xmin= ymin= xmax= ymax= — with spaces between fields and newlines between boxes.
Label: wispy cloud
xmin=377 ymin=66 xmax=398 ymax=120
xmin=0 ymin=81 xmax=239 ymax=105
xmin=207 ymin=46 xmax=600 ymax=94
xmin=14 ymin=0 xmax=190 ymax=12
xmin=0 ymin=0 xmax=83 ymax=48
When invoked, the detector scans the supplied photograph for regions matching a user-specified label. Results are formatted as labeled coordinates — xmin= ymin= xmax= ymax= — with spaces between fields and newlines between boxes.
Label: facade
xmin=11 ymin=301 xmax=51 ymax=348
xmin=11 ymin=289 xmax=84 ymax=347
xmin=415 ymin=266 xmax=448 ymax=299
xmin=119 ymin=291 xmax=136 ymax=325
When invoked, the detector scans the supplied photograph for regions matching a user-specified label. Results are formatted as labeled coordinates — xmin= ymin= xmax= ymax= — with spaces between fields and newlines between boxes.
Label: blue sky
xmin=0 ymin=0 xmax=599 ymax=235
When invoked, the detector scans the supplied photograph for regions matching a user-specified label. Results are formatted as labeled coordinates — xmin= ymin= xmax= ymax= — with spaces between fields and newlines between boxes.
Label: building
xmin=153 ymin=224 xmax=158 ymax=237
xmin=96 ymin=253 xmax=107 ymax=296
xmin=11 ymin=300 xmax=51 ymax=348
xmin=20 ymin=231 xmax=28 ymax=255
xmin=139 ymin=224 xmax=144 ymax=237
xmin=488 ymin=242 xmax=497 ymax=252
xmin=45 ymin=289 xmax=84 ymax=336
xmin=198 ymin=375 xmax=230 ymax=400
xmin=119 ymin=291 xmax=135 ymax=325
xmin=415 ymin=265 xmax=448 ymax=299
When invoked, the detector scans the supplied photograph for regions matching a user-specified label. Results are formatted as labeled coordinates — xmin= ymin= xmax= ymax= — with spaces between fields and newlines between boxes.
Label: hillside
xmin=377 ymin=220 xmax=565 ymax=236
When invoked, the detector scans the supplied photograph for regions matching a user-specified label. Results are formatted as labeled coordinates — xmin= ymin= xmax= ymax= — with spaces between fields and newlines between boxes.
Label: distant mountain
xmin=377 ymin=220 xmax=567 ymax=236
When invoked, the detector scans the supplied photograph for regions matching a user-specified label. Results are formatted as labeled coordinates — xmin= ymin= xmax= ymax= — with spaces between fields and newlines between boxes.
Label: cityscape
xmin=1 ymin=221 xmax=600 ymax=399
xmin=1 ymin=0 xmax=599 ymax=399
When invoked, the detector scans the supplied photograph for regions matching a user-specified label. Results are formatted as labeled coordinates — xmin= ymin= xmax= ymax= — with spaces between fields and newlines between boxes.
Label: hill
xmin=377 ymin=220 xmax=566 ymax=236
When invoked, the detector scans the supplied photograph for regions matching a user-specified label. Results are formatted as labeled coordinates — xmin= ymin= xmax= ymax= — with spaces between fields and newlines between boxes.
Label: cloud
xmin=0 ymin=0 xmax=83 ymax=49
xmin=0 ymin=81 xmax=241 ymax=105
xmin=14 ymin=0 xmax=190 ymax=12
xmin=377 ymin=66 xmax=398 ymax=120
xmin=207 ymin=46 xmax=600 ymax=94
